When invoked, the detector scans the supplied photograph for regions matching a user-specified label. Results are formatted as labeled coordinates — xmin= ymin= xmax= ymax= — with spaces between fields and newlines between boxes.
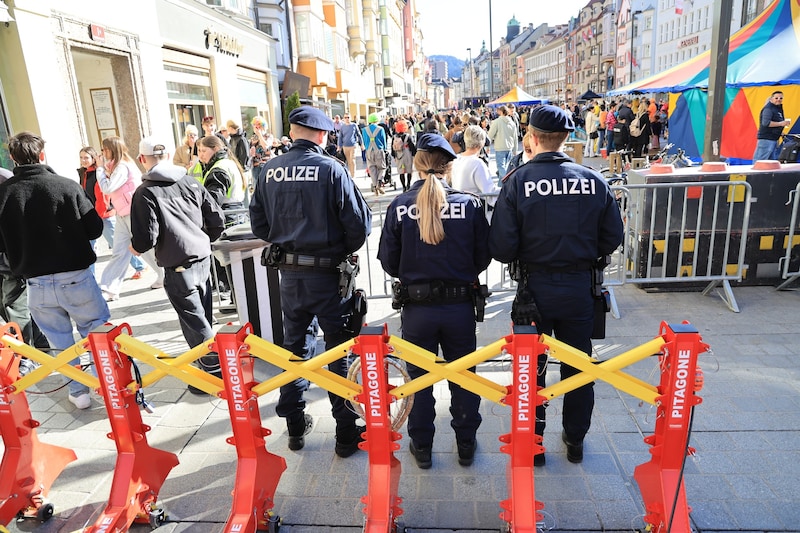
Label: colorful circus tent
xmin=608 ymin=0 xmax=800 ymax=162
xmin=487 ymin=86 xmax=549 ymax=106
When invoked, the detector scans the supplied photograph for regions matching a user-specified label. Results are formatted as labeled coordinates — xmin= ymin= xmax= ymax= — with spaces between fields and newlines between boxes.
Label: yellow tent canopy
xmin=487 ymin=86 xmax=548 ymax=106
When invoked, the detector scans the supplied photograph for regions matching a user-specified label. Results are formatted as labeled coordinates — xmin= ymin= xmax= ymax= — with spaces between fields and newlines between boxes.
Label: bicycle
xmin=661 ymin=146 xmax=695 ymax=168
xmin=599 ymin=143 xmax=677 ymax=179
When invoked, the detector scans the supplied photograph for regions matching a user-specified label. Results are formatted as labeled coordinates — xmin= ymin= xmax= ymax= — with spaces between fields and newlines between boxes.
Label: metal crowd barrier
xmin=778 ymin=181 xmax=800 ymax=290
xmin=605 ymin=181 xmax=752 ymax=313
xmin=356 ymin=183 xmax=752 ymax=316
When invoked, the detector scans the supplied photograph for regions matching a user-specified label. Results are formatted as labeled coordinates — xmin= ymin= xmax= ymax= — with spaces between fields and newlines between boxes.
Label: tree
xmin=283 ymin=91 xmax=301 ymax=137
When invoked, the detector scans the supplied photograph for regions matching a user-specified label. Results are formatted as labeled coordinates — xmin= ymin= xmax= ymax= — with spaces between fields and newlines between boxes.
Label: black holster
xmin=261 ymin=243 xmax=284 ymax=268
xmin=345 ymin=289 xmax=368 ymax=336
xmin=590 ymin=255 xmax=611 ymax=339
xmin=473 ymin=284 xmax=490 ymax=322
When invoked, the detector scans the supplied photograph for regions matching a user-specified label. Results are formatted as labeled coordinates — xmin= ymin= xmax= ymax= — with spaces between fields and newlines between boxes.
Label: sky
xmin=416 ymin=0 xmax=590 ymax=58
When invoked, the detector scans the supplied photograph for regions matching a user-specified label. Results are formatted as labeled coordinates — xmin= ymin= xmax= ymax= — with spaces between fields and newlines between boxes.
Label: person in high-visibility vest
xmin=197 ymin=135 xmax=247 ymax=303
xmin=197 ymin=134 xmax=246 ymax=213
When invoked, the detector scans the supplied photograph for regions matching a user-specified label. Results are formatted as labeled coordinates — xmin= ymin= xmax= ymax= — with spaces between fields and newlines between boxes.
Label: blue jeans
xmin=26 ymin=268 xmax=110 ymax=396
xmin=495 ymin=150 xmax=512 ymax=178
xmin=753 ymin=138 xmax=779 ymax=161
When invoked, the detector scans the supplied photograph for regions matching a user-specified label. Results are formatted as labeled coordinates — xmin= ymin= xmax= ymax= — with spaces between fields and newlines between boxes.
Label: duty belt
xmin=393 ymin=281 xmax=473 ymax=306
xmin=281 ymin=252 xmax=338 ymax=271
xmin=525 ymin=262 xmax=593 ymax=273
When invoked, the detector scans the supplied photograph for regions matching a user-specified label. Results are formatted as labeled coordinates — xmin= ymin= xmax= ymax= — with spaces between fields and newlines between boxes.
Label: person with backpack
xmin=362 ymin=113 xmax=388 ymax=195
xmin=392 ymin=119 xmax=416 ymax=192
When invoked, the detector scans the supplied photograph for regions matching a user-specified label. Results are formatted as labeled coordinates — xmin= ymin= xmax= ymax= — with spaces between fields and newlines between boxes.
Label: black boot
xmin=562 ymin=431 xmax=584 ymax=464
xmin=334 ymin=423 xmax=365 ymax=458
xmin=409 ymin=441 xmax=432 ymax=469
xmin=287 ymin=413 xmax=313 ymax=451
xmin=456 ymin=439 xmax=477 ymax=467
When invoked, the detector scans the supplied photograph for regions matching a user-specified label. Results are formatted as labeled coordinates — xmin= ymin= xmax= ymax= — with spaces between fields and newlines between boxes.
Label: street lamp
xmin=595 ymin=26 xmax=602 ymax=93
xmin=557 ymin=50 xmax=563 ymax=104
xmin=467 ymin=47 xmax=474 ymax=100
xmin=488 ymin=0 xmax=494 ymax=100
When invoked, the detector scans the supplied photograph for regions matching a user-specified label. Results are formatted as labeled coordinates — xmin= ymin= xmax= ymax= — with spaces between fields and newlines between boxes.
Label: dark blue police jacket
xmin=378 ymin=178 xmax=491 ymax=284
xmin=249 ymin=139 xmax=372 ymax=257
xmin=489 ymin=152 xmax=623 ymax=267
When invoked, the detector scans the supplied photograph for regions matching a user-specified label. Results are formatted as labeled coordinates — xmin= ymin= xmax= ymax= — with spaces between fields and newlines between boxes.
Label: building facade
xmin=0 ymin=0 xmax=280 ymax=175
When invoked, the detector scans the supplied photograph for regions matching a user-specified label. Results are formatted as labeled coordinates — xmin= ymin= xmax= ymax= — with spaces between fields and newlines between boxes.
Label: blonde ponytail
xmin=413 ymin=150 xmax=452 ymax=245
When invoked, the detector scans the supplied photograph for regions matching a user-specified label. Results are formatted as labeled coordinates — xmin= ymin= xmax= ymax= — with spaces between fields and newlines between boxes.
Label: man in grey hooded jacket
xmin=130 ymin=136 xmax=225 ymax=389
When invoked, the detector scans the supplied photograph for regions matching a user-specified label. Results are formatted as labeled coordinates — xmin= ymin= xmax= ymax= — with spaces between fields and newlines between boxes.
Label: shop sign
xmin=90 ymin=24 xmax=106 ymax=43
xmin=204 ymin=26 xmax=244 ymax=57
xmin=679 ymin=35 xmax=699 ymax=48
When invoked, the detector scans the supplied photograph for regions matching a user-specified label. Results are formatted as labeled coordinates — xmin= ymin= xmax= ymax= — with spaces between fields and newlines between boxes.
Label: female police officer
xmin=377 ymin=134 xmax=492 ymax=469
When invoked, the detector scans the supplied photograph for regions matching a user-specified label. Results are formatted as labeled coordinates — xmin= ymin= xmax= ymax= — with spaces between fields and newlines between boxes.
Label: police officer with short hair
xmin=489 ymin=105 xmax=623 ymax=465
xmin=249 ymin=106 xmax=372 ymax=457
xmin=378 ymin=134 xmax=492 ymax=469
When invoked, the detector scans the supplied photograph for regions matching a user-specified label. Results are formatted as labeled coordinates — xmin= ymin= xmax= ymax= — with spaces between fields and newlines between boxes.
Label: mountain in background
xmin=428 ymin=55 xmax=464 ymax=79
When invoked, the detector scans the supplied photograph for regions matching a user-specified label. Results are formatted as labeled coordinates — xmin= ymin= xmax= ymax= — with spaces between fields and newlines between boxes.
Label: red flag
xmin=676 ymin=0 xmax=684 ymax=14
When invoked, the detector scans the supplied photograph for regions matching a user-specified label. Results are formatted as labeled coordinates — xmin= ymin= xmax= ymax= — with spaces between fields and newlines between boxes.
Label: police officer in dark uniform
xmin=489 ymin=105 xmax=623 ymax=465
xmin=249 ymin=106 xmax=372 ymax=457
xmin=378 ymin=134 xmax=492 ymax=469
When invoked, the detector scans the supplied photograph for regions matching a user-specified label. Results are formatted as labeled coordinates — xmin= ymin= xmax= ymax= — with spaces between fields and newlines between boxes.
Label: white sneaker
xmin=68 ymin=393 xmax=91 ymax=410
xmin=102 ymin=290 xmax=119 ymax=302
xmin=150 ymin=279 xmax=164 ymax=289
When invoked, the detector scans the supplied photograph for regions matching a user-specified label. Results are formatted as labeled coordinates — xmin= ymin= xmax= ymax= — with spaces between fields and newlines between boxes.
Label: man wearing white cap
xmin=130 ymin=136 xmax=225 ymax=390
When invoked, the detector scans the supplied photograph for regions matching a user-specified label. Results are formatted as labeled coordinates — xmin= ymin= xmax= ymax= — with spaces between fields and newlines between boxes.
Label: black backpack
xmin=778 ymin=135 xmax=800 ymax=163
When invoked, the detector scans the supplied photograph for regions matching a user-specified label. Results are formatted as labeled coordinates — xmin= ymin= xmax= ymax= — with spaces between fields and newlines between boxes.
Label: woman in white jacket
xmin=584 ymin=107 xmax=600 ymax=158
xmin=96 ymin=137 xmax=163 ymax=301
xmin=451 ymin=126 xmax=501 ymax=221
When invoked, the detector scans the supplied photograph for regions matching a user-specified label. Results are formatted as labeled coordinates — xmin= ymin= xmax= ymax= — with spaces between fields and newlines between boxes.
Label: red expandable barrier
xmin=0 ymin=326 xmax=77 ymax=528
xmin=634 ymin=321 xmax=707 ymax=533
xmin=214 ymin=324 xmax=286 ymax=533
xmin=84 ymin=324 xmax=179 ymax=532
xmin=498 ymin=325 xmax=546 ymax=532
xmin=351 ymin=325 xmax=403 ymax=533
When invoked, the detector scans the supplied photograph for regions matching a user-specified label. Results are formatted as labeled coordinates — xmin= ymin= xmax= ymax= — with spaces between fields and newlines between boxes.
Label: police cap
xmin=288 ymin=106 xmax=335 ymax=131
xmin=415 ymin=133 xmax=457 ymax=161
xmin=528 ymin=104 xmax=575 ymax=133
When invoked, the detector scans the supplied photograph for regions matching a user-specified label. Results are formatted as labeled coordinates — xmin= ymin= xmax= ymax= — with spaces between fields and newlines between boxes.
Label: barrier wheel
xmin=258 ymin=511 xmax=280 ymax=533
xmin=148 ymin=508 xmax=166 ymax=529
xmin=36 ymin=502 xmax=55 ymax=522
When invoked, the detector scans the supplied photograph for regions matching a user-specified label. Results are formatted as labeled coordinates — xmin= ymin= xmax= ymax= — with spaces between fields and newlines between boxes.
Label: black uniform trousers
xmin=527 ymin=270 xmax=595 ymax=443
xmin=276 ymin=269 xmax=358 ymax=434
xmin=402 ymin=301 xmax=482 ymax=448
